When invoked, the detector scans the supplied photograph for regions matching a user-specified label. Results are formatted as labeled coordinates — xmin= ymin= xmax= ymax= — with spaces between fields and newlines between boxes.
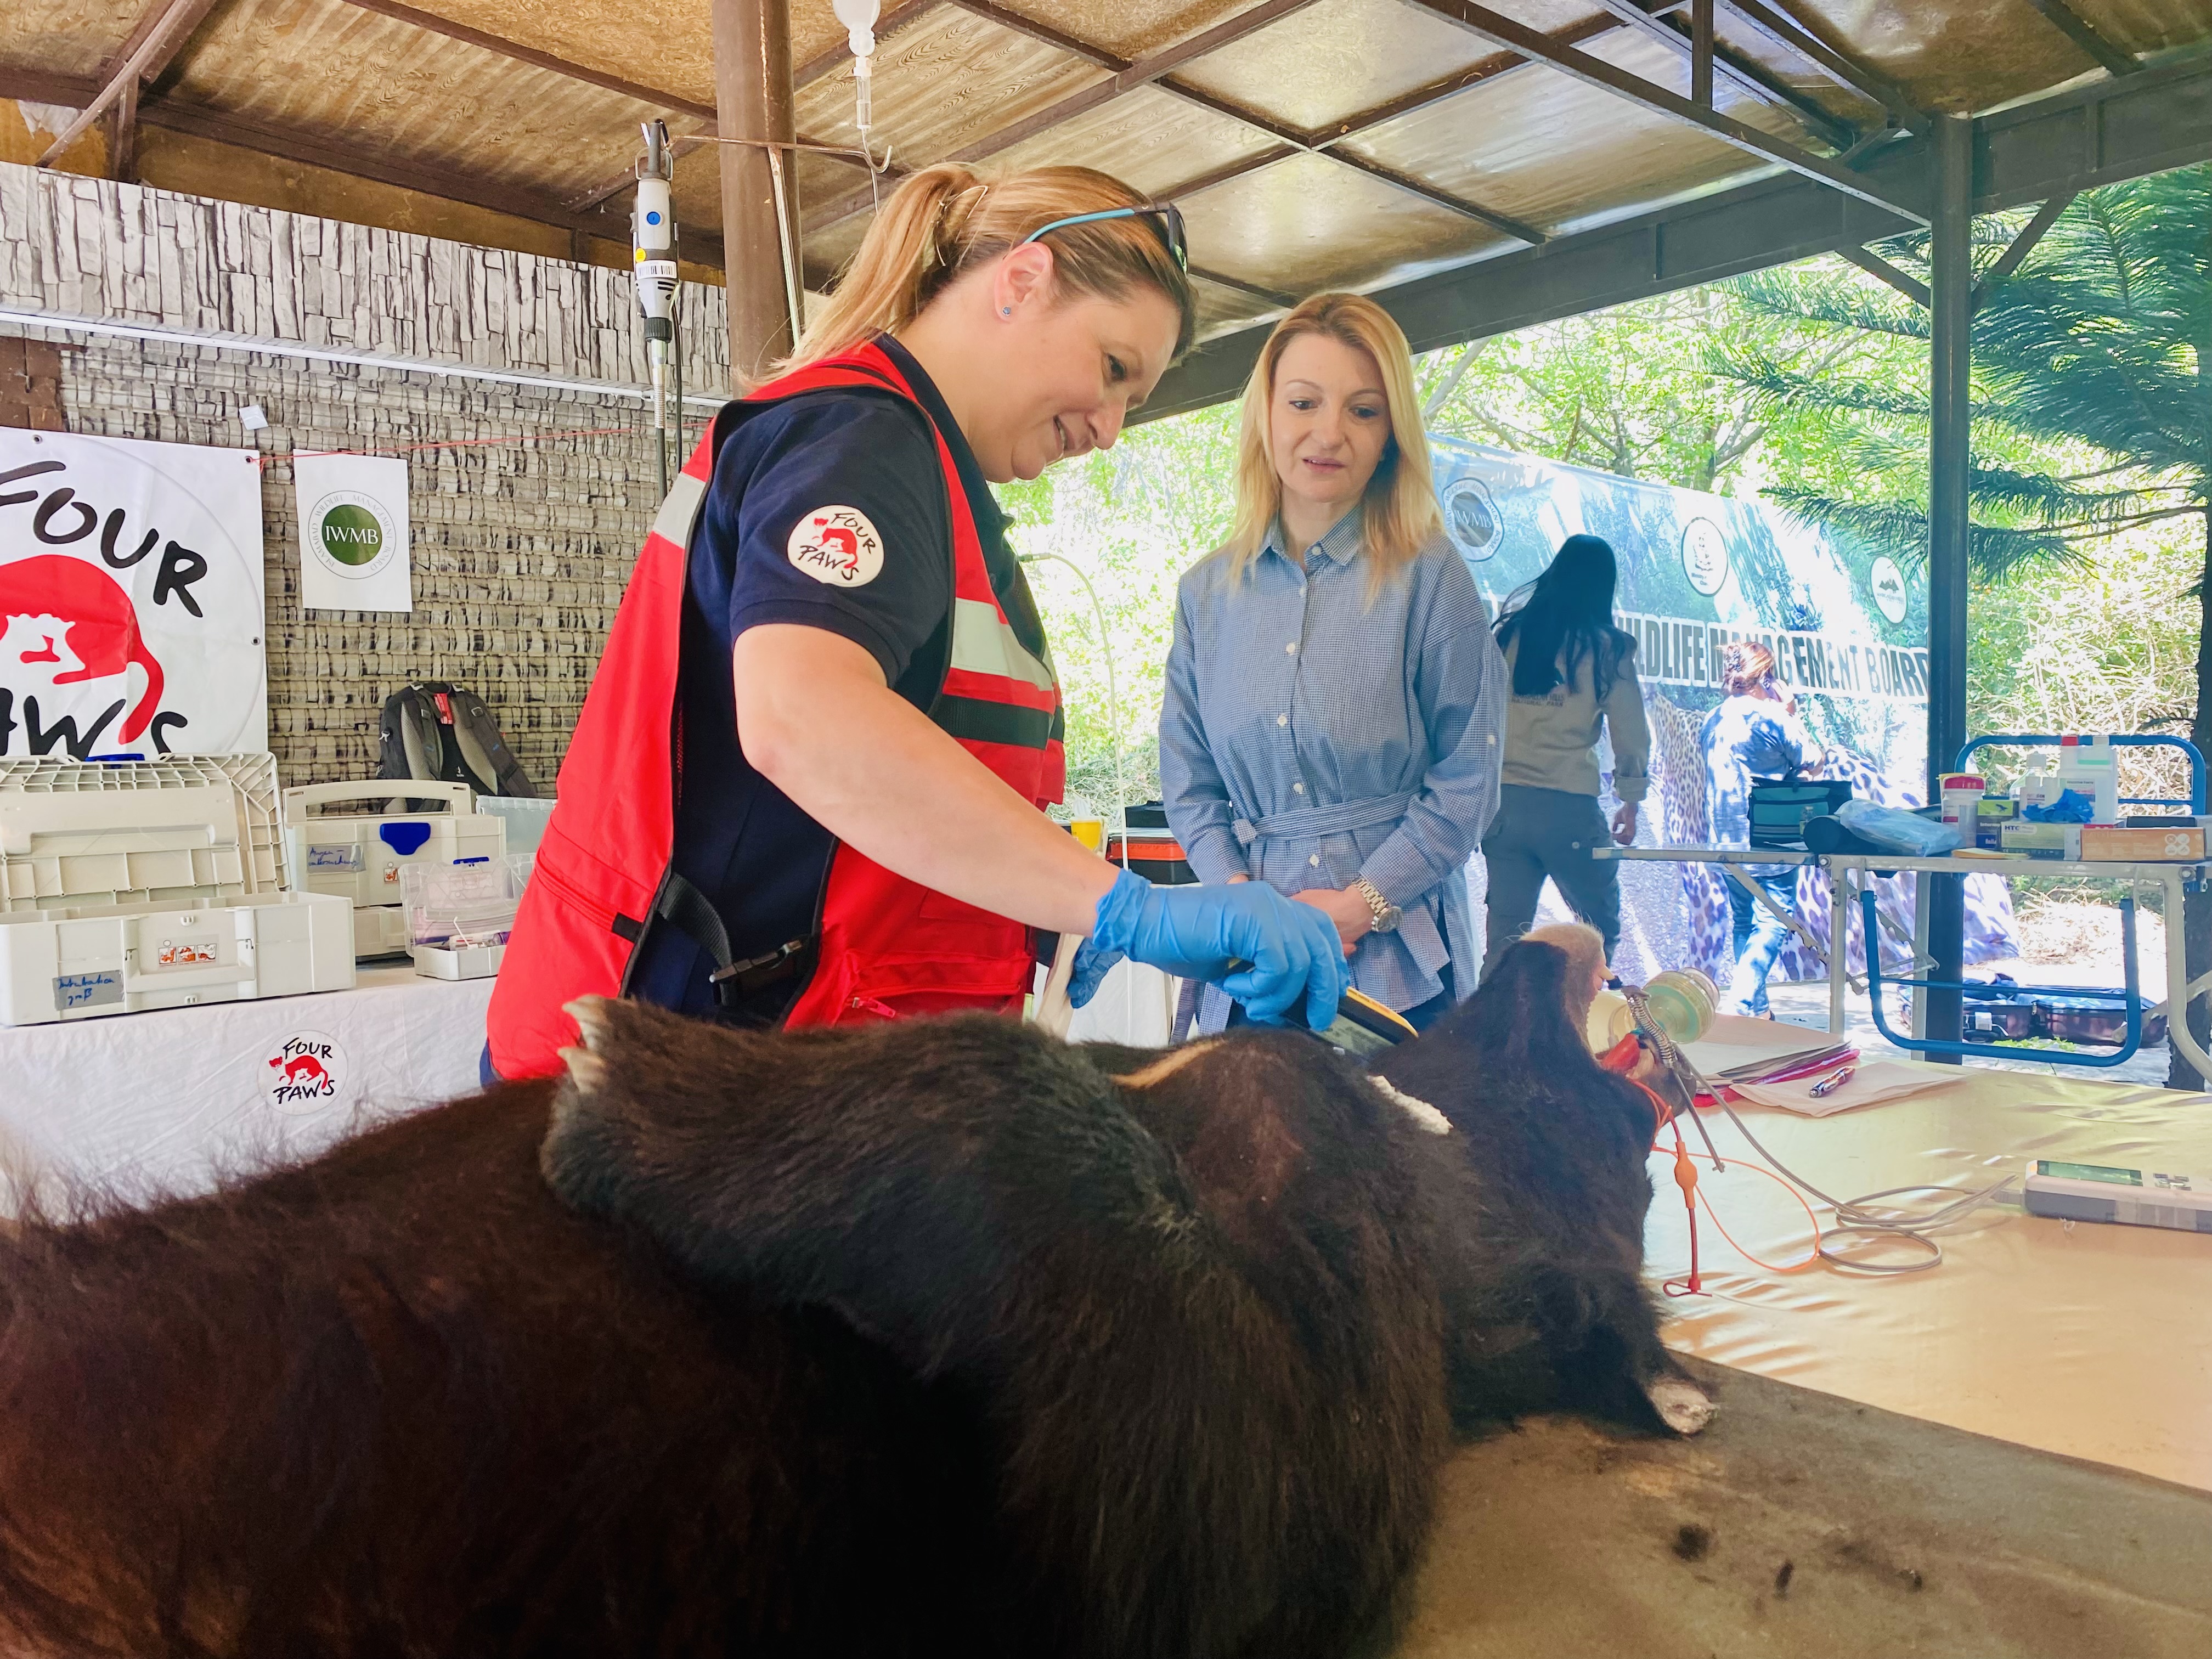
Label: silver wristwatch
xmin=1352 ymin=876 xmax=1401 ymax=934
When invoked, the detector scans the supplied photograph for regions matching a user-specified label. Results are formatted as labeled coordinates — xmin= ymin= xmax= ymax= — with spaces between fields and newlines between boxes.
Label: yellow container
xmin=1068 ymin=817 xmax=1105 ymax=853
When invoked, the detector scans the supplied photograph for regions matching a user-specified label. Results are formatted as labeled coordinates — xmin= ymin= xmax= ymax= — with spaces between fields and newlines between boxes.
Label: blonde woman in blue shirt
xmin=1161 ymin=294 xmax=1510 ymax=1034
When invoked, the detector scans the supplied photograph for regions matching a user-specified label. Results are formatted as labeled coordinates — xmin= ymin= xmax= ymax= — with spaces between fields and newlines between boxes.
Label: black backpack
xmin=376 ymin=682 xmax=538 ymax=798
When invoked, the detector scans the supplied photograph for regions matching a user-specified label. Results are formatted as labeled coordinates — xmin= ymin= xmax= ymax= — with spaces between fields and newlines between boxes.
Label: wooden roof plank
xmin=331 ymin=0 xmax=719 ymax=121
xmin=1408 ymin=0 xmax=1928 ymax=224
xmin=35 ymin=0 xmax=225 ymax=165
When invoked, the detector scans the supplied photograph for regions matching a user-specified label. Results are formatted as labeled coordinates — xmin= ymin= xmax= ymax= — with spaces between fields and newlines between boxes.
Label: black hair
xmin=1494 ymin=534 xmax=1638 ymax=701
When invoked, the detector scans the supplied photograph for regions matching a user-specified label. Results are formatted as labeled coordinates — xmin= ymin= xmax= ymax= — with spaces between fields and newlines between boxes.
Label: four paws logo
xmin=787 ymin=505 xmax=884 ymax=588
xmin=263 ymin=1032 xmax=348 ymax=1115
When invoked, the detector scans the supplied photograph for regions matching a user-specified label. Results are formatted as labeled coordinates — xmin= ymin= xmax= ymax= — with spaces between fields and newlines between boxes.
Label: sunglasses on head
xmin=1017 ymin=204 xmax=1189 ymax=274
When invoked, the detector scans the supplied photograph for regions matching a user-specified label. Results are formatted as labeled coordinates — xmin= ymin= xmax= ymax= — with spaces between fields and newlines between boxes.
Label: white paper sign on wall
xmin=295 ymin=453 xmax=413 ymax=614
xmin=0 ymin=430 xmax=268 ymax=759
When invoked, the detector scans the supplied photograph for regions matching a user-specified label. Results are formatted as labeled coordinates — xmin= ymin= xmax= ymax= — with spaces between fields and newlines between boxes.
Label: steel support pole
xmin=1925 ymin=112 xmax=1973 ymax=1060
xmin=711 ymin=0 xmax=797 ymax=387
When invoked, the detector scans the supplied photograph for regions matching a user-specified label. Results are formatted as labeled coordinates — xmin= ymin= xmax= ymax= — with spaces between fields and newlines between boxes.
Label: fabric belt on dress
xmin=1233 ymin=791 xmax=1414 ymax=846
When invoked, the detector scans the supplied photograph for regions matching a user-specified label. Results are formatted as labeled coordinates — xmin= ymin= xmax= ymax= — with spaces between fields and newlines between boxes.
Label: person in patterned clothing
xmin=1701 ymin=641 xmax=1824 ymax=1015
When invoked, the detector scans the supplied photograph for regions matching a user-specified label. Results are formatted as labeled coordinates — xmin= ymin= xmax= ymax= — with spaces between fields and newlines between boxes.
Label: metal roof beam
xmin=2017 ymin=0 xmax=2142 ymax=78
xmin=133 ymin=98 xmax=724 ymax=260
xmin=1972 ymin=50 xmax=2212 ymax=211
xmin=945 ymin=0 xmax=1121 ymax=69
xmin=35 ymin=0 xmax=224 ymax=167
xmin=334 ymin=0 xmax=719 ymax=120
xmin=805 ymin=0 xmax=1579 ymax=243
xmin=1834 ymin=242 xmax=1929 ymax=307
xmin=1151 ymin=80 xmax=1548 ymax=244
xmin=1585 ymin=0 xmax=1858 ymax=149
xmin=7 ymin=69 xmax=727 ymax=270
xmin=1711 ymin=0 xmax=1925 ymax=129
xmin=1407 ymin=0 xmax=1927 ymax=223
xmin=1140 ymin=54 xmax=2212 ymax=420
xmin=1312 ymin=15 xmax=1620 ymax=140
xmin=1972 ymin=192 xmax=2074 ymax=309
xmin=1690 ymin=0 xmax=1714 ymax=106
xmin=0 ymin=67 xmax=98 ymax=106
xmin=1189 ymin=266 xmax=1298 ymax=308
xmin=333 ymin=0 xmax=861 ymax=224
xmin=802 ymin=0 xmax=1328 ymax=234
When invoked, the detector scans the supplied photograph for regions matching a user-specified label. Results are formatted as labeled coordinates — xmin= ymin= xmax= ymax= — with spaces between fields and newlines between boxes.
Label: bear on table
xmin=0 ymin=926 xmax=1705 ymax=1658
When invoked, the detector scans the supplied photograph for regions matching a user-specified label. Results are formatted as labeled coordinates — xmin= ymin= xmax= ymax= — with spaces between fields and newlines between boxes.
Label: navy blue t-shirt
xmin=627 ymin=337 xmax=1043 ymax=1018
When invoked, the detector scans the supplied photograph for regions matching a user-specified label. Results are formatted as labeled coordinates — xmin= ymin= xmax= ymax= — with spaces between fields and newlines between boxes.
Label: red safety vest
xmin=487 ymin=342 xmax=1064 ymax=1079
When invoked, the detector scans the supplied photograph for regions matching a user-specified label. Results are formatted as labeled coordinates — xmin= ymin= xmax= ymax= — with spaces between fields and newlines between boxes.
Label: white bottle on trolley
xmin=2056 ymin=734 xmax=2121 ymax=825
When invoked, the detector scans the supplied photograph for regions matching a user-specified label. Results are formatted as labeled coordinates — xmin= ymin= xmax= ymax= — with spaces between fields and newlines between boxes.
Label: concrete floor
xmin=1393 ymin=1358 xmax=2212 ymax=1658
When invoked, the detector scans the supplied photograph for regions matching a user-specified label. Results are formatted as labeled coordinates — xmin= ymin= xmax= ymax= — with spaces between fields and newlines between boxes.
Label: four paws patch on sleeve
xmin=787 ymin=505 xmax=885 ymax=588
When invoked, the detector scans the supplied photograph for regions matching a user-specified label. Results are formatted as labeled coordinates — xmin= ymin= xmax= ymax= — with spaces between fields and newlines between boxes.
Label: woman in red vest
xmin=489 ymin=164 xmax=1348 ymax=1079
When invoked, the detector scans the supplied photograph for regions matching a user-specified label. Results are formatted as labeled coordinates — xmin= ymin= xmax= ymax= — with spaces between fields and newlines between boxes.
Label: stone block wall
xmin=0 ymin=161 xmax=729 ymax=789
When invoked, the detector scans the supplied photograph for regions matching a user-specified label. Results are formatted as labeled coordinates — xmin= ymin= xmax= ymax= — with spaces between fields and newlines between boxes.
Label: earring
xmin=1001 ymin=305 xmax=1012 ymax=317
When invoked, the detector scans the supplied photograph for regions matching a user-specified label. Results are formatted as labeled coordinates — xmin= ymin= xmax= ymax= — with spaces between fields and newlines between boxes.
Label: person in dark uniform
xmin=489 ymin=164 xmax=1347 ymax=1078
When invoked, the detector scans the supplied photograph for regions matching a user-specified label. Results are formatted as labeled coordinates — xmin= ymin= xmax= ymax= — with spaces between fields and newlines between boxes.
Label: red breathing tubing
xmin=1598 ymin=1031 xmax=1825 ymax=1294
xmin=1599 ymin=1035 xmax=1704 ymax=1295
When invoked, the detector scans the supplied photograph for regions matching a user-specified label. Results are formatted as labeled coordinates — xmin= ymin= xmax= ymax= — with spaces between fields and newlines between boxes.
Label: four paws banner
xmin=0 ymin=431 xmax=267 ymax=759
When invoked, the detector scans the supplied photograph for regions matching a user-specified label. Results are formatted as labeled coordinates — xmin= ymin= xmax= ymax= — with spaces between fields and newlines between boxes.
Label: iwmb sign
xmin=1432 ymin=438 xmax=2009 ymax=985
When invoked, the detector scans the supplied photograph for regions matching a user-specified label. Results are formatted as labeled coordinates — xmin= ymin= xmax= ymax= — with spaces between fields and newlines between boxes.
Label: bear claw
xmin=564 ymin=997 xmax=612 ymax=1053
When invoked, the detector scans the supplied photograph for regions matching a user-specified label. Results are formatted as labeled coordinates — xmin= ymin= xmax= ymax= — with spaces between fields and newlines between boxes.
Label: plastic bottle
xmin=1938 ymin=771 xmax=1985 ymax=830
xmin=2016 ymin=757 xmax=2057 ymax=811
xmin=2057 ymin=735 xmax=2121 ymax=825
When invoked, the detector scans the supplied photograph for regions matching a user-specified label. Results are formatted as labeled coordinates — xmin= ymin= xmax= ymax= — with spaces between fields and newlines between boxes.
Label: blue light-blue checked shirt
xmin=1160 ymin=512 xmax=1510 ymax=1032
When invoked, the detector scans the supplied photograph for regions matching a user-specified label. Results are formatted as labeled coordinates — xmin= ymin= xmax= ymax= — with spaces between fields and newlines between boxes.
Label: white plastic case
xmin=281 ymin=781 xmax=506 ymax=961
xmin=0 ymin=755 xmax=356 ymax=1025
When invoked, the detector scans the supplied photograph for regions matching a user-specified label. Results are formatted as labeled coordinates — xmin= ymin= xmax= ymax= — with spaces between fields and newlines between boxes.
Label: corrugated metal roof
xmin=5 ymin=0 xmax=2209 ymax=348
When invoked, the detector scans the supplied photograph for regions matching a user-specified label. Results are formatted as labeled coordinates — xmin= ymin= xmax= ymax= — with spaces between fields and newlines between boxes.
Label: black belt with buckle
xmin=709 ymin=936 xmax=812 ymax=1002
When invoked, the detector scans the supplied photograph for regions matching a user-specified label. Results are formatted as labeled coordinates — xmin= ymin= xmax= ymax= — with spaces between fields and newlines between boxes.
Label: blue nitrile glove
xmin=1081 ymin=868 xmax=1348 ymax=1029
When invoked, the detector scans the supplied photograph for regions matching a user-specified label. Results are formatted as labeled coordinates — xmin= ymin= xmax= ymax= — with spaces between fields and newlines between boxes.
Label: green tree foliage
xmin=1714 ymin=164 xmax=2211 ymax=1082
xmin=1713 ymin=167 xmax=2209 ymax=580
xmin=1000 ymin=402 xmax=1238 ymax=812
xmin=1416 ymin=285 xmax=1872 ymax=495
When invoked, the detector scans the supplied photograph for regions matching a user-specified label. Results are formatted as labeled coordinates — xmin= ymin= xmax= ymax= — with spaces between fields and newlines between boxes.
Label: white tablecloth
xmin=0 ymin=966 xmax=492 ymax=1206
xmin=1658 ymin=1017 xmax=2212 ymax=1490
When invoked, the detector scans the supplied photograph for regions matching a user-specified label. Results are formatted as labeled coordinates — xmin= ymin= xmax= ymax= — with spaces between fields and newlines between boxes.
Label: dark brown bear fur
xmin=0 ymin=932 xmax=1702 ymax=1658
xmin=0 ymin=1084 xmax=1007 ymax=1658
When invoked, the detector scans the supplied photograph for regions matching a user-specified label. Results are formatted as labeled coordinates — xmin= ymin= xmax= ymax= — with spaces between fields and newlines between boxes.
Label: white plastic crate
xmin=0 ymin=755 xmax=356 ymax=1026
xmin=0 ymin=890 xmax=356 ymax=1024
xmin=281 ymin=782 xmax=506 ymax=961
xmin=1 ymin=754 xmax=283 ymax=911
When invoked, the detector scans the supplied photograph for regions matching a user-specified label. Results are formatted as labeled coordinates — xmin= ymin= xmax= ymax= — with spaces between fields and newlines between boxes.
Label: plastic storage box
xmin=400 ymin=854 xmax=530 ymax=980
xmin=282 ymin=781 xmax=506 ymax=958
xmin=0 ymin=754 xmax=354 ymax=1026
xmin=475 ymin=794 xmax=554 ymax=861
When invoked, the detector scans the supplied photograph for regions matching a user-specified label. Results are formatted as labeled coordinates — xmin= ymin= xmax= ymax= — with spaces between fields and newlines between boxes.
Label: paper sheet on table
xmin=1727 ymin=1059 xmax=1966 ymax=1117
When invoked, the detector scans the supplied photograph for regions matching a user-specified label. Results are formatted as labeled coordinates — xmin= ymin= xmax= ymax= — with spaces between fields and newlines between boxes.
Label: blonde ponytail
xmin=785 ymin=163 xmax=1195 ymax=374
